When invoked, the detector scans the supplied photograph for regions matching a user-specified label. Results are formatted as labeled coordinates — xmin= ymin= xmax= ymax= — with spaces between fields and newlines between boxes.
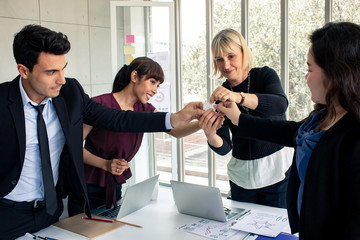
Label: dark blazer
xmin=0 ymin=76 xmax=168 ymax=216
xmin=237 ymin=113 xmax=360 ymax=240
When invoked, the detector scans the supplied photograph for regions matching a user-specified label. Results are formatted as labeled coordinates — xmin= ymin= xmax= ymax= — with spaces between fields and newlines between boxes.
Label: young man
xmin=0 ymin=24 xmax=203 ymax=239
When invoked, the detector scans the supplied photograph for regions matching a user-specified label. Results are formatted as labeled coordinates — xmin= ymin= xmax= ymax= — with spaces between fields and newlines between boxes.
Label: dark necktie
xmin=31 ymin=104 xmax=57 ymax=215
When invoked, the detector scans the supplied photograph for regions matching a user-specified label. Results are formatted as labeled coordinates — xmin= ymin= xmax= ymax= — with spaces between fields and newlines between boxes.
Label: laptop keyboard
xmin=225 ymin=211 xmax=238 ymax=219
xmin=224 ymin=207 xmax=245 ymax=220
xmin=98 ymin=205 xmax=121 ymax=219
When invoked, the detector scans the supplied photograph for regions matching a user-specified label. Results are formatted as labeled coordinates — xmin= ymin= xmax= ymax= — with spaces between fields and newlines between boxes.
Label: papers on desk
xmin=177 ymin=218 xmax=257 ymax=240
xmin=15 ymin=233 xmax=39 ymax=240
xmin=231 ymin=209 xmax=289 ymax=237
xmin=16 ymin=229 xmax=76 ymax=240
xmin=178 ymin=209 xmax=290 ymax=240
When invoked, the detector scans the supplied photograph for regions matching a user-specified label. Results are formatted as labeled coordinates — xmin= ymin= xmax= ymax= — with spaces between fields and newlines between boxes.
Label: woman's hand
xmin=198 ymin=109 xmax=224 ymax=137
xmin=106 ymin=158 xmax=130 ymax=175
xmin=215 ymin=102 xmax=241 ymax=126
xmin=210 ymin=86 xmax=241 ymax=104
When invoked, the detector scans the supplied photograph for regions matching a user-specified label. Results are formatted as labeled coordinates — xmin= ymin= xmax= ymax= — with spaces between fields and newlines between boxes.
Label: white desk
xmin=35 ymin=185 xmax=291 ymax=240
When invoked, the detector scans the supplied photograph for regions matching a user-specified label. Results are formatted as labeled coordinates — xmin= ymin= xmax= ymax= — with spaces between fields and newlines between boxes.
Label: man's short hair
xmin=13 ymin=24 xmax=71 ymax=72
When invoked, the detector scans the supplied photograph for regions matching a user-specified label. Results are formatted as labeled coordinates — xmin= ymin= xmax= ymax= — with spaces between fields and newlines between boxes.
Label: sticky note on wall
xmin=126 ymin=34 xmax=135 ymax=43
xmin=124 ymin=46 xmax=135 ymax=55
xmin=127 ymin=56 xmax=134 ymax=64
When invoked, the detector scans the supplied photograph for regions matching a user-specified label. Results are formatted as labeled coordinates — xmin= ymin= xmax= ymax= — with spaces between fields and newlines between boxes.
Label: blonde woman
xmin=199 ymin=29 xmax=293 ymax=208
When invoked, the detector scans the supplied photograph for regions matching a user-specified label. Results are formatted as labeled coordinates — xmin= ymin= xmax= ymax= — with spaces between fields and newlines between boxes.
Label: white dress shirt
xmin=4 ymin=78 xmax=65 ymax=202
xmin=228 ymin=147 xmax=294 ymax=189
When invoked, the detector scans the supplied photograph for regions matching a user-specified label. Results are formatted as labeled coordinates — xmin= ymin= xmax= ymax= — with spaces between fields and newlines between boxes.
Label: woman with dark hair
xmin=68 ymin=57 xmax=204 ymax=216
xmin=210 ymin=22 xmax=360 ymax=239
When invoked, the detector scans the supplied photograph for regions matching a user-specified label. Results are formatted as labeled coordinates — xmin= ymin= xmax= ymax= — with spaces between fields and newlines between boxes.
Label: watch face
xmin=240 ymin=92 xmax=245 ymax=105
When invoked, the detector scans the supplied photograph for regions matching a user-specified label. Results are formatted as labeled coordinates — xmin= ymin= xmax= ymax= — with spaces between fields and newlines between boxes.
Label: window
xmin=288 ymin=0 xmax=324 ymax=121
xmin=181 ymin=0 xmax=208 ymax=185
xmin=213 ymin=0 xmax=241 ymax=34
xmin=333 ymin=0 xmax=360 ymax=23
xmin=249 ymin=0 xmax=281 ymax=74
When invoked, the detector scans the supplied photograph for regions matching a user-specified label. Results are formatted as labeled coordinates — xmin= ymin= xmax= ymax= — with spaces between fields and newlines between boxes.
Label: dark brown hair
xmin=13 ymin=24 xmax=70 ymax=72
xmin=112 ymin=57 xmax=164 ymax=92
xmin=308 ymin=21 xmax=360 ymax=128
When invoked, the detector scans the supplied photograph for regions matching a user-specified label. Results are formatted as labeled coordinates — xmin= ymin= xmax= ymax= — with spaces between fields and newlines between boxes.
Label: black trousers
xmin=0 ymin=194 xmax=63 ymax=240
xmin=229 ymin=168 xmax=290 ymax=208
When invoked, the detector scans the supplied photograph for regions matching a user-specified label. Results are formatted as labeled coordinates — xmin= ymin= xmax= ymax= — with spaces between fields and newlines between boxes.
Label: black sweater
xmin=209 ymin=66 xmax=289 ymax=160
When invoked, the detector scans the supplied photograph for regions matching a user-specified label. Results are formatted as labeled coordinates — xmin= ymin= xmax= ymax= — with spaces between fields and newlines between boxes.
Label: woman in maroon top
xmin=67 ymin=57 xmax=206 ymax=216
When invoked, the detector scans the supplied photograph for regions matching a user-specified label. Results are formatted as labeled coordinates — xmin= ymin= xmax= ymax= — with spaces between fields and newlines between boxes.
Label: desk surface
xmin=35 ymin=185 xmax=290 ymax=240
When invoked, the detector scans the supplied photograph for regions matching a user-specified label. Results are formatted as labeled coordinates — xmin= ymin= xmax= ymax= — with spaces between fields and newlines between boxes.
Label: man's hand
xmin=215 ymin=101 xmax=241 ymax=126
xmin=170 ymin=102 xmax=204 ymax=128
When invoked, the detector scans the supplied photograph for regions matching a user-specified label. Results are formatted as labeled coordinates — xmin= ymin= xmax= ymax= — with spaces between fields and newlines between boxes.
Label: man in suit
xmin=0 ymin=24 xmax=203 ymax=239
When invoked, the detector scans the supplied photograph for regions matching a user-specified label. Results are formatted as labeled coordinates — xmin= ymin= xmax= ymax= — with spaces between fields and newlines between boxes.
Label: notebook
xmin=91 ymin=175 xmax=159 ymax=220
xmin=170 ymin=180 xmax=246 ymax=222
xmin=53 ymin=213 xmax=125 ymax=239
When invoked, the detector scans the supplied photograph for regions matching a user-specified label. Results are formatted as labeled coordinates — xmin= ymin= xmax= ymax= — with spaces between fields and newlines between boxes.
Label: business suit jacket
xmin=0 ymin=76 xmax=168 ymax=216
xmin=237 ymin=112 xmax=360 ymax=240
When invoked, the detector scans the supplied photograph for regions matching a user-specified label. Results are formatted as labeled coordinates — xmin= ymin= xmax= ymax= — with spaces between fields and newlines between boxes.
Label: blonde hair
xmin=211 ymin=28 xmax=253 ymax=77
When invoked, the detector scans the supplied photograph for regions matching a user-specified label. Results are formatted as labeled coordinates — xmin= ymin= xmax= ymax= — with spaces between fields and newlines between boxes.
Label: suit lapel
xmin=9 ymin=76 xmax=26 ymax=165
xmin=52 ymin=96 xmax=71 ymax=143
xmin=53 ymin=94 xmax=91 ymax=217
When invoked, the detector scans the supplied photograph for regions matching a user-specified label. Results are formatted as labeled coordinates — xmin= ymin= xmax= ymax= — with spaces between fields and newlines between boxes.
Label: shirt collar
xmin=19 ymin=77 xmax=52 ymax=107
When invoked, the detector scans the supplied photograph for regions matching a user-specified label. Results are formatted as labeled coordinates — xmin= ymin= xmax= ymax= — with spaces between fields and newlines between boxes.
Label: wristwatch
xmin=239 ymin=92 xmax=245 ymax=105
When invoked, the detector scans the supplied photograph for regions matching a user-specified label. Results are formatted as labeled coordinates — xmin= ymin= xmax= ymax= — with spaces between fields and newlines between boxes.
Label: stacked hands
xmin=111 ymin=86 xmax=241 ymax=176
xmin=173 ymin=86 xmax=241 ymax=138
xmin=108 ymin=88 xmax=242 ymax=175
xmin=199 ymin=86 xmax=242 ymax=138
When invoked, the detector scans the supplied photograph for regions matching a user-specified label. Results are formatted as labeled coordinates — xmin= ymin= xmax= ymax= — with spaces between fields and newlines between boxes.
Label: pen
xmin=113 ymin=219 xmax=143 ymax=228
xmin=30 ymin=233 xmax=58 ymax=240
xmin=38 ymin=237 xmax=58 ymax=240
xmin=82 ymin=217 xmax=114 ymax=223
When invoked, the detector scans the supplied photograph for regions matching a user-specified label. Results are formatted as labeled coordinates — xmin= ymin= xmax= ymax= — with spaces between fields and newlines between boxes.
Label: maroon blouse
xmin=84 ymin=93 xmax=155 ymax=208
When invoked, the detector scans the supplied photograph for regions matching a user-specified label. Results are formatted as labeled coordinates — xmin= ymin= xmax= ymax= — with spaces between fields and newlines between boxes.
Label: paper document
xmin=178 ymin=218 xmax=255 ymax=240
xmin=15 ymin=233 xmax=37 ymax=240
xmin=203 ymin=101 xmax=216 ymax=111
xmin=231 ymin=209 xmax=289 ymax=237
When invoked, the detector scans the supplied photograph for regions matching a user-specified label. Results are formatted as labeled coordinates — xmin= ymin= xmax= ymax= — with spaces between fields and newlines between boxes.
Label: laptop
xmin=91 ymin=175 xmax=159 ymax=220
xmin=170 ymin=180 xmax=246 ymax=222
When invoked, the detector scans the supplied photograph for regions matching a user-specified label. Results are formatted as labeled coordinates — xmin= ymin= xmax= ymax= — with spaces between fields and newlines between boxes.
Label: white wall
xmin=0 ymin=0 xmax=114 ymax=96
